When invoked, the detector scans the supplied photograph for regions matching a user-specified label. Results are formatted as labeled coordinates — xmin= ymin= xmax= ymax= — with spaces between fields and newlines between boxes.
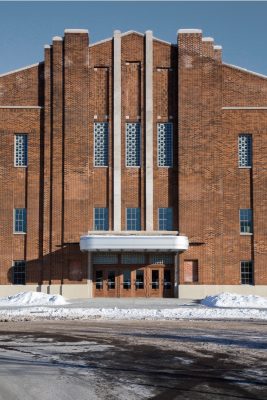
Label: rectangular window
xmin=93 ymin=253 xmax=118 ymax=264
xmin=14 ymin=208 xmax=27 ymax=233
xmin=126 ymin=123 xmax=141 ymax=166
xmin=158 ymin=207 xmax=173 ymax=230
xmin=149 ymin=254 xmax=174 ymax=265
xmin=241 ymin=261 xmax=253 ymax=285
xmin=126 ymin=208 xmax=141 ymax=231
xmin=94 ymin=122 xmax=108 ymax=166
xmin=13 ymin=261 xmax=26 ymax=285
xmin=94 ymin=207 xmax=108 ymax=231
xmin=157 ymin=123 xmax=173 ymax=167
xmin=240 ymin=209 xmax=253 ymax=234
xmin=238 ymin=134 xmax=252 ymax=167
xmin=121 ymin=253 xmax=145 ymax=264
xmin=15 ymin=134 xmax=28 ymax=167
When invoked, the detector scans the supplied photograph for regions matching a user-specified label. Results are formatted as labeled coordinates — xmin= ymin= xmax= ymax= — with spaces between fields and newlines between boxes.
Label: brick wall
xmin=0 ymin=29 xmax=266 ymax=287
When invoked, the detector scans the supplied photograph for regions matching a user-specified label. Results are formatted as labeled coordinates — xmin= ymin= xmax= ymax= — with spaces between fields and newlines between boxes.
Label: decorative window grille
xmin=240 ymin=209 xmax=253 ymax=234
xmin=158 ymin=208 xmax=173 ymax=230
xmin=238 ymin=134 xmax=252 ymax=167
xmin=94 ymin=122 xmax=108 ymax=166
xmin=126 ymin=123 xmax=141 ymax=166
xmin=13 ymin=261 xmax=26 ymax=285
xmin=126 ymin=208 xmax=141 ymax=231
xmin=241 ymin=261 xmax=253 ymax=284
xmin=93 ymin=253 xmax=118 ymax=264
xmin=157 ymin=123 xmax=173 ymax=167
xmin=121 ymin=253 xmax=145 ymax=264
xmin=14 ymin=208 xmax=27 ymax=233
xmin=15 ymin=134 xmax=28 ymax=166
xmin=149 ymin=254 xmax=174 ymax=265
xmin=94 ymin=208 xmax=108 ymax=231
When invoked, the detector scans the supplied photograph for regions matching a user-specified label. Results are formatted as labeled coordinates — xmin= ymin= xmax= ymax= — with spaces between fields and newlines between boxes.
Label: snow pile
xmin=0 ymin=305 xmax=267 ymax=322
xmin=0 ymin=292 xmax=66 ymax=306
xmin=201 ymin=292 xmax=267 ymax=308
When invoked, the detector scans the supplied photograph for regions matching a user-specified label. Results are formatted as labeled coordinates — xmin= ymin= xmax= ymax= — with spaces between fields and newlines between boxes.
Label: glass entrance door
xmin=135 ymin=269 xmax=146 ymax=297
xmin=119 ymin=269 xmax=133 ymax=297
xmin=149 ymin=269 xmax=161 ymax=297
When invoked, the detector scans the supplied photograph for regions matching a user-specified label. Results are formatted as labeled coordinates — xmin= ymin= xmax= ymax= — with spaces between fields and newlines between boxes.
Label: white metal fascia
xmin=89 ymin=37 xmax=112 ymax=47
xmin=0 ymin=62 xmax=43 ymax=78
xmin=121 ymin=30 xmax=144 ymax=38
xmin=222 ymin=106 xmax=267 ymax=110
xmin=80 ymin=235 xmax=189 ymax=252
xmin=0 ymin=106 xmax=43 ymax=109
xmin=223 ymin=63 xmax=267 ymax=80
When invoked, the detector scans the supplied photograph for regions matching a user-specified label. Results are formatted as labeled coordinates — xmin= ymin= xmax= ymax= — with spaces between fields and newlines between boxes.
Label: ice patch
xmin=201 ymin=292 xmax=267 ymax=308
xmin=0 ymin=292 xmax=67 ymax=306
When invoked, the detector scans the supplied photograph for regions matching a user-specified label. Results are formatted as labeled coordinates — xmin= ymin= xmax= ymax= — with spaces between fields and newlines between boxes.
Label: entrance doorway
xmin=93 ymin=266 xmax=174 ymax=298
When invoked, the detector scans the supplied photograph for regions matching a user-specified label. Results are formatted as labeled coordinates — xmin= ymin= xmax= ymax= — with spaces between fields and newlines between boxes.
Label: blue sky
xmin=0 ymin=1 xmax=267 ymax=75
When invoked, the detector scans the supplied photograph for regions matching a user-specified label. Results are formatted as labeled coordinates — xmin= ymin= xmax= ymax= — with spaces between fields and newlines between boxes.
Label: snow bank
xmin=201 ymin=292 xmax=267 ymax=308
xmin=0 ymin=292 xmax=66 ymax=306
xmin=0 ymin=305 xmax=267 ymax=322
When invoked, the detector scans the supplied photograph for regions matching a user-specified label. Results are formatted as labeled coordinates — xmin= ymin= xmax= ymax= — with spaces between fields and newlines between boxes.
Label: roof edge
xmin=0 ymin=62 xmax=43 ymax=78
xmin=224 ymin=62 xmax=267 ymax=80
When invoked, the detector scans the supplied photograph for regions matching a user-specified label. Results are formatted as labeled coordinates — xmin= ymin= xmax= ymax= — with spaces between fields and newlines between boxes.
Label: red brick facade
xmin=0 ymin=29 xmax=266 ymax=297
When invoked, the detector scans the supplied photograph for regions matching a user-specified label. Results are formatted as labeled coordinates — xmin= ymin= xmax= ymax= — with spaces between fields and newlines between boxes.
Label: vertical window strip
xmin=126 ymin=208 xmax=141 ymax=231
xmin=157 ymin=123 xmax=173 ymax=167
xmin=13 ymin=260 xmax=26 ymax=284
xmin=14 ymin=208 xmax=27 ymax=233
xmin=238 ymin=134 xmax=252 ymax=167
xmin=94 ymin=208 xmax=108 ymax=231
xmin=241 ymin=261 xmax=253 ymax=284
xmin=126 ymin=123 xmax=141 ymax=166
xmin=158 ymin=208 xmax=173 ymax=230
xmin=240 ymin=209 xmax=253 ymax=233
xmin=94 ymin=122 xmax=108 ymax=166
xmin=15 ymin=134 xmax=28 ymax=167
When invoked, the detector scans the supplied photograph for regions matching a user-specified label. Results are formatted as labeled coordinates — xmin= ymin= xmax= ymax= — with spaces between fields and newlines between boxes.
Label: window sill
xmin=14 ymin=165 xmax=28 ymax=168
xmin=238 ymin=166 xmax=252 ymax=169
xmin=13 ymin=232 xmax=27 ymax=235
xmin=240 ymin=233 xmax=253 ymax=236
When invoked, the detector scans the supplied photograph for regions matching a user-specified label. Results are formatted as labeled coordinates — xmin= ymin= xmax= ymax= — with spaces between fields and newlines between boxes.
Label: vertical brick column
xmin=50 ymin=36 xmax=64 ymax=284
xmin=64 ymin=29 xmax=89 ymax=242
xmin=113 ymin=30 xmax=122 ymax=231
xmin=145 ymin=30 xmax=154 ymax=231
xmin=178 ymin=29 xmax=224 ymax=285
xmin=43 ymin=44 xmax=52 ymax=284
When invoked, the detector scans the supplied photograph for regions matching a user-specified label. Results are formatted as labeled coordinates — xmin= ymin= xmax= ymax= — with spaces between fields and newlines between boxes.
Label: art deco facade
xmin=0 ymin=28 xmax=266 ymax=298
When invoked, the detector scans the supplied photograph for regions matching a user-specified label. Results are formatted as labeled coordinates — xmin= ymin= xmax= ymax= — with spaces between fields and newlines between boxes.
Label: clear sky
xmin=0 ymin=1 xmax=267 ymax=75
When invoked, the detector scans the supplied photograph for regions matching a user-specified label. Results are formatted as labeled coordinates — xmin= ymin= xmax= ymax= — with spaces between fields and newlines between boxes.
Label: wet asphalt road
xmin=0 ymin=319 xmax=266 ymax=400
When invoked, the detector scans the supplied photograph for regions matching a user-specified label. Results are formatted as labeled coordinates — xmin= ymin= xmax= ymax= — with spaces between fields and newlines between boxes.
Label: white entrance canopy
xmin=80 ymin=233 xmax=189 ymax=252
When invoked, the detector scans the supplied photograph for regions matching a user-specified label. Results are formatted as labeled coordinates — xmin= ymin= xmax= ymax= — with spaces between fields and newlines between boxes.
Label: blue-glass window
xmin=14 ymin=208 xmax=27 ymax=233
xmin=15 ymin=134 xmax=28 ymax=166
xmin=240 ymin=209 xmax=253 ymax=234
xmin=94 ymin=208 xmax=108 ymax=230
xmin=126 ymin=123 xmax=141 ymax=167
xmin=126 ymin=208 xmax=141 ymax=231
xmin=157 ymin=123 xmax=173 ymax=167
xmin=238 ymin=134 xmax=252 ymax=167
xmin=94 ymin=123 xmax=108 ymax=166
xmin=158 ymin=208 xmax=173 ymax=230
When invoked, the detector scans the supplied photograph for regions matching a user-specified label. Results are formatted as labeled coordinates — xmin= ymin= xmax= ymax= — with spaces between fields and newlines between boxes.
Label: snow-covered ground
xmin=0 ymin=291 xmax=266 ymax=322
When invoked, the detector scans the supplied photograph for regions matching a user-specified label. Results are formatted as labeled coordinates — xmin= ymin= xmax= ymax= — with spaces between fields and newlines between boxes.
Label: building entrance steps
xmin=63 ymin=297 xmax=200 ymax=309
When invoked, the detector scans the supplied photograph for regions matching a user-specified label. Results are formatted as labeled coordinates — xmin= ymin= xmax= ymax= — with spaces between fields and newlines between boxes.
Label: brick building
xmin=0 ymin=28 xmax=266 ymax=298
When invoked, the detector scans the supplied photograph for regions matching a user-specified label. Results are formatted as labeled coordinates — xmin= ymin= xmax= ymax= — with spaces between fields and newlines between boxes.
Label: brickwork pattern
xmin=0 ymin=29 xmax=266 ymax=288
